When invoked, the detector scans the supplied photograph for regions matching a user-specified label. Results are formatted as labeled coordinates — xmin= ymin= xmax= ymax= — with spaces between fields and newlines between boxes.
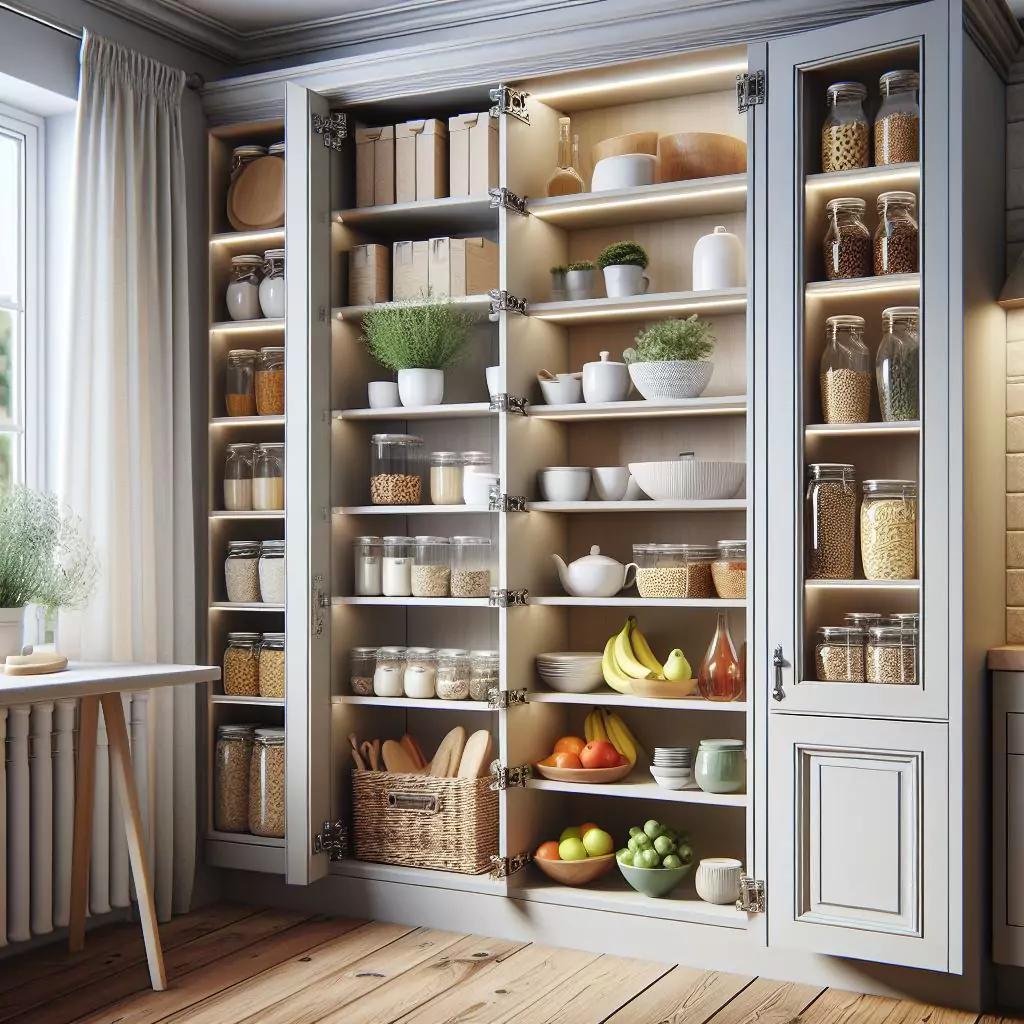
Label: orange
xmin=535 ymin=841 xmax=561 ymax=860
xmin=552 ymin=751 xmax=583 ymax=770
xmin=553 ymin=736 xmax=586 ymax=757
xmin=579 ymin=821 xmax=599 ymax=838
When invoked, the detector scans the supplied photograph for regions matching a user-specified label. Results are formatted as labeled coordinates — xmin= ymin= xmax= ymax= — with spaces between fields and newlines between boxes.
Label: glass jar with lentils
xmin=806 ymin=463 xmax=857 ymax=579
xmin=821 ymin=82 xmax=870 ymax=172
xmin=874 ymin=191 xmax=918 ymax=275
xmin=820 ymin=315 xmax=872 ymax=424
xmin=875 ymin=70 xmax=919 ymax=166
xmin=634 ymin=543 xmax=715 ymax=599
xmin=823 ymin=198 xmax=872 ymax=280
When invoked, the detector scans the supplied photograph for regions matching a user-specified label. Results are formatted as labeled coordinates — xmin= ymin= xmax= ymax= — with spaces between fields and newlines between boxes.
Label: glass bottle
xmin=820 ymin=315 xmax=871 ymax=424
xmin=874 ymin=191 xmax=918 ymax=276
xmin=697 ymin=612 xmax=743 ymax=702
xmin=821 ymin=82 xmax=869 ymax=172
xmin=225 ymin=349 xmax=258 ymax=417
xmin=546 ymin=117 xmax=585 ymax=197
xmin=877 ymin=306 xmax=920 ymax=422
xmin=823 ymin=198 xmax=871 ymax=280
xmin=875 ymin=70 xmax=920 ymax=165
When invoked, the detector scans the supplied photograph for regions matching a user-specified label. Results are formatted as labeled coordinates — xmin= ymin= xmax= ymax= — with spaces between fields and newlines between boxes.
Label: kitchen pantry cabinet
xmin=199 ymin=0 xmax=1010 ymax=992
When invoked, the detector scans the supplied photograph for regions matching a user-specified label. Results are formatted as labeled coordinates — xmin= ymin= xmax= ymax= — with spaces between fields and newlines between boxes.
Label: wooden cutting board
xmin=228 ymin=155 xmax=285 ymax=231
xmin=429 ymin=726 xmax=467 ymax=777
xmin=457 ymin=729 xmax=493 ymax=778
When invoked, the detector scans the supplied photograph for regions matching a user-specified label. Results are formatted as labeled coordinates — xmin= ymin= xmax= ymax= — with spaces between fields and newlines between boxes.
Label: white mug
xmin=367 ymin=381 xmax=400 ymax=409
xmin=694 ymin=857 xmax=743 ymax=905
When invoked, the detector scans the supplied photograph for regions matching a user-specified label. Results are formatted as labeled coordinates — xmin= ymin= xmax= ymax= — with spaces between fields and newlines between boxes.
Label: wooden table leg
xmin=69 ymin=695 xmax=98 ymax=954
xmin=100 ymin=693 xmax=167 ymax=992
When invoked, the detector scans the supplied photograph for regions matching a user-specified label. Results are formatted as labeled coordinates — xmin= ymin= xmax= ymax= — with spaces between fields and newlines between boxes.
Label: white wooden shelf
xmin=804 ymin=162 xmax=920 ymax=191
xmin=209 ymin=227 xmax=285 ymax=247
xmin=529 ymin=288 xmax=747 ymax=324
xmin=333 ymin=195 xmax=496 ymax=235
xmin=210 ymin=414 xmax=285 ymax=427
xmin=334 ymin=294 xmax=491 ymax=321
xmin=329 ymin=858 xmax=503 ymax=895
xmin=531 ymin=596 xmax=745 ymax=608
xmin=332 ymin=504 xmax=491 ymax=516
xmin=209 ymin=510 xmax=285 ymax=520
xmin=332 ymin=596 xmax=492 ymax=608
xmin=209 ymin=601 xmax=285 ymax=612
xmin=805 ymin=273 xmax=920 ymax=299
xmin=805 ymin=421 xmax=920 ymax=437
xmin=207 ymin=830 xmax=286 ymax=847
xmin=528 ymin=499 xmax=746 ymax=513
xmin=527 ymin=689 xmax=748 ymax=711
xmin=526 ymin=175 xmax=747 ymax=229
xmin=804 ymin=578 xmax=919 ymax=590
xmin=529 ymin=396 xmax=746 ymax=421
xmin=332 ymin=694 xmax=493 ymax=711
xmin=526 ymin=773 xmax=747 ymax=806
xmin=210 ymin=694 xmax=285 ymax=706
xmin=334 ymin=403 xmax=495 ymax=421
xmin=210 ymin=318 xmax=285 ymax=333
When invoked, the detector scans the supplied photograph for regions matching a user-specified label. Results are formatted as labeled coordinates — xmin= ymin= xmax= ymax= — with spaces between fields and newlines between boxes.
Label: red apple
xmin=580 ymin=740 xmax=621 ymax=769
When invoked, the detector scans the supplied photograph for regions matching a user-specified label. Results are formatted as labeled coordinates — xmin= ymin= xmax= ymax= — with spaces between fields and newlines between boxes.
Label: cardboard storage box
xmin=355 ymin=126 xmax=395 ymax=208
xmin=349 ymin=244 xmax=391 ymax=305
xmin=449 ymin=112 xmax=498 ymax=197
xmin=393 ymin=240 xmax=430 ymax=300
xmin=395 ymin=119 xmax=448 ymax=203
xmin=427 ymin=237 xmax=499 ymax=297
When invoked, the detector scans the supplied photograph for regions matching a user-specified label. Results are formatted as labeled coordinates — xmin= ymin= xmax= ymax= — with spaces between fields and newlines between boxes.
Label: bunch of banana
xmin=601 ymin=616 xmax=663 ymax=693
xmin=584 ymin=708 xmax=638 ymax=766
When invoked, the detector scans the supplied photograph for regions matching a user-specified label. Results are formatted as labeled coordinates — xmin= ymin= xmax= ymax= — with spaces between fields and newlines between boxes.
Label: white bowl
xmin=651 ymin=770 xmax=693 ymax=791
xmin=628 ymin=459 xmax=746 ymax=501
xmin=539 ymin=467 xmax=591 ymax=502
xmin=591 ymin=467 xmax=630 ymax=502
xmin=649 ymin=765 xmax=692 ymax=778
xmin=591 ymin=153 xmax=657 ymax=191
xmin=628 ymin=360 xmax=714 ymax=400
xmin=539 ymin=376 xmax=583 ymax=405
xmin=537 ymin=657 xmax=604 ymax=692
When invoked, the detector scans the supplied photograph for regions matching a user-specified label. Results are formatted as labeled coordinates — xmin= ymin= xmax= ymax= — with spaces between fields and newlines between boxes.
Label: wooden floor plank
xmin=882 ymin=1002 xmax=981 ymax=1024
xmin=797 ymin=988 xmax=902 ymax=1024
xmin=603 ymin=966 xmax=754 ymax=1024
xmin=705 ymin=977 xmax=824 ymax=1024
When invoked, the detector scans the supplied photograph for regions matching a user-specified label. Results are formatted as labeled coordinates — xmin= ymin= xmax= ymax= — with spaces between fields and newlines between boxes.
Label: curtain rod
xmin=0 ymin=1 xmax=204 ymax=90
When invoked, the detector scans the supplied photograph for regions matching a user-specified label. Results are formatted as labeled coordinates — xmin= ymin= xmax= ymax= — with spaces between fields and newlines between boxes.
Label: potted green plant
xmin=361 ymin=294 xmax=477 ymax=407
xmin=597 ymin=241 xmax=650 ymax=298
xmin=623 ymin=315 xmax=716 ymax=400
xmin=550 ymin=265 xmax=568 ymax=301
xmin=0 ymin=487 xmax=98 ymax=659
xmin=565 ymin=261 xmax=597 ymax=302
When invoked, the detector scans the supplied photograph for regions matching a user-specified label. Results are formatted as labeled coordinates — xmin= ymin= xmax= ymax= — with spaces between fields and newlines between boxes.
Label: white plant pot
xmin=565 ymin=269 xmax=596 ymax=302
xmin=368 ymin=381 xmax=400 ymax=408
xmin=397 ymin=368 xmax=444 ymax=407
xmin=627 ymin=359 xmax=714 ymax=400
xmin=0 ymin=606 xmax=26 ymax=661
xmin=692 ymin=225 xmax=746 ymax=291
xmin=602 ymin=265 xmax=650 ymax=298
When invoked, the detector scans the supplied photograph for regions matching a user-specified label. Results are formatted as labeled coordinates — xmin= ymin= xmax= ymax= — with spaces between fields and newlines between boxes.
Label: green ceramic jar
xmin=694 ymin=739 xmax=745 ymax=794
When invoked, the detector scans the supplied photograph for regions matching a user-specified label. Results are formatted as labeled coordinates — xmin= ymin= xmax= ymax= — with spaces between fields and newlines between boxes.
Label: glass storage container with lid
xmin=712 ymin=540 xmax=747 ymax=599
xmin=436 ymin=648 xmax=471 ymax=700
xmin=844 ymin=612 xmax=883 ymax=631
xmin=429 ymin=452 xmax=464 ymax=506
xmin=382 ymin=536 xmax=413 ymax=597
xmin=225 ymin=349 xmax=258 ymax=417
xmin=258 ymin=632 xmax=285 ymax=698
xmin=404 ymin=647 xmax=439 ymax=699
xmin=821 ymin=315 xmax=871 ymax=424
xmin=821 ymin=82 xmax=870 ymax=172
xmin=411 ymin=536 xmax=450 ymax=598
xmin=469 ymin=650 xmax=499 ymax=702
xmin=461 ymin=451 xmax=496 ymax=505
xmin=875 ymin=70 xmax=920 ymax=165
xmin=350 ymin=647 xmax=377 ymax=695
xmin=225 ymin=541 xmax=261 ymax=603
xmin=227 ymin=255 xmax=264 ymax=322
xmin=255 ymin=346 xmax=285 ymax=416
xmin=450 ymin=537 xmax=493 ymax=598
xmin=861 ymin=479 xmax=917 ymax=580
xmin=373 ymin=646 xmax=406 ymax=697
xmin=268 ymin=141 xmax=285 ymax=158
xmin=258 ymin=539 xmax=285 ymax=604
xmin=806 ymin=463 xmax=857 ymax=579
xmin=370 ymin=434 xmax=424 ymax=505
xmin=231 ymin=144 xmax=267 ymax=177
xmin=877 ymin=306 xmax=920 ymax=422
xmin=223 ymin=632 xmax=261 ymax=696
xmin=215 ymin=724 xmax=255 ymax=833
xmin=866 ymin=624 xmax=918 ymax=684
xmin=884 ymin=611 xmax=920 ymax=630
xmin=259 ymin=249 xmax=285 ymax=319
xmin=249 ymin=726 xmax=285 ymax=837
xmin=874 ymin=191 xmax=918 ymax=275
xmin=823 ymin=198 xmax=871 ymax=280
xmin=223 ymin=442 xmax=256 ymax=512
xmin=253 ymin=443 xmax=285 ymax=510
xmin=633 ymin=542 xmax=716 ymax=599
xmin=815 ymin=626 xmax=867 ymax=682
xmin=353 ymin=536 xmax=383 ymax=596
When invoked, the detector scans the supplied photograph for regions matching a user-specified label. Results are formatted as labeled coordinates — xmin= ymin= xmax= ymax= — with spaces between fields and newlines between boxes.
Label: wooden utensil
xmin=400 ymin=734 xmax=424 ymax=769
xmin=457 ymin=729 xmax=494 ymax=779
xmin=657 ymin=132 xmax=747 ymax=182
xmin=229 ymin=156 xmax=285 ymax=231
xmin=381 ymin=739 xmax=418 ymax=773
xmin=429 ymin=726 xmax=467 ymax=777
xmin=349 ymin=733 xmax=367 ymax=771
xmin=591 ymin=131 xmax=659 ymax=165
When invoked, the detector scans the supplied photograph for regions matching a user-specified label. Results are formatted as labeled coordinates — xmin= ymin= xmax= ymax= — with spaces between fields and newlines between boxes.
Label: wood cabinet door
xmin=768 ymin=714 xmax=949 ymax=970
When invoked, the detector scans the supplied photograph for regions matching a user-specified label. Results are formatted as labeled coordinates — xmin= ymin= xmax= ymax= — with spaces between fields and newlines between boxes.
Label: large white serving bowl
xmin=539 ymin=467 xmax=592 ymax=502
xmin=628 ymin=459 xmax=745 ymax=501
xmin=536 ymin=653 xmax=604 ymax=692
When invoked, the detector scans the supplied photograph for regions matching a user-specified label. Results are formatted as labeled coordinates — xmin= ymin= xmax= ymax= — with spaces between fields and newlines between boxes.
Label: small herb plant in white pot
xmin=623 ymin=315 xmax=716 ymax=400
xmin=0 ymin=487 xmax=98 ymax=659
xmin=361 ymin=294 xmax=477 ymax=407
xmin=597 ymin=240 xmax=650 ymax=298
xmin=564 ymin=261 xmax=597 ymax=302
xmin=550 ymin=265 xmax=568 ymax=301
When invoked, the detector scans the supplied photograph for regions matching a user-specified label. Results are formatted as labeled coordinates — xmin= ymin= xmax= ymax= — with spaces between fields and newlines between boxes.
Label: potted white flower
xmin=597 ymin=240 xmax=650 ymax=298
xmin=564 ymin=261 xmax=597 ymax=302
xmin=623 ymin=315 xmax=716 ymax=400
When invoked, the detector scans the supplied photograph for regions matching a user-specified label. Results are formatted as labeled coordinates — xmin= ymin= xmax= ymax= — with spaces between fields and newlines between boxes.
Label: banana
xmin=630 ymin=624 xmax=664 ymax=677
xmin=614 ymin=618 xmax=654 ymax=680
xmin=605 ymin=711 xmax=638 ymax=766
xmin=601 ymin=634 xmax=635 ymax=694
xmin=590 ymin=708 xmax=609 ymax=742
xmin=584 ymin=711 xmax=594 ymax=743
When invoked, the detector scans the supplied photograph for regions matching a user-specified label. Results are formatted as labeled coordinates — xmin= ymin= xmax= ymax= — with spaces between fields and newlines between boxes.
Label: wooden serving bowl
xmin=534 ymin=853 xmax=616 ymax=886
xmin=591 ymin=131 xmax=659 ymax=165
xmin=657 ymin=132 xmax=747 ymax=182
xmin=630 ymin=677 xmax=701 ymax=699
xmin=534 ymin=762 xmax=633 ymax=784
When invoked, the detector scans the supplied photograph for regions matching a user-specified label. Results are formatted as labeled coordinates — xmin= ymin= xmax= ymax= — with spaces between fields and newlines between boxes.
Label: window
xmin=0 ymin=105 xmax=41 ymax=490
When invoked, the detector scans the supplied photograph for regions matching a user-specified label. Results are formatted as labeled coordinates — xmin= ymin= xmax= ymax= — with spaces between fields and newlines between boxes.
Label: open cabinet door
xmin=284 ymin=83 xmax=335 ymax=885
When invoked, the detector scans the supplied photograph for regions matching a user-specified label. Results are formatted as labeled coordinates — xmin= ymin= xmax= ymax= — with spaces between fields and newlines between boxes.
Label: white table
xmin=0 ymin=662 xmax=220 ymax=990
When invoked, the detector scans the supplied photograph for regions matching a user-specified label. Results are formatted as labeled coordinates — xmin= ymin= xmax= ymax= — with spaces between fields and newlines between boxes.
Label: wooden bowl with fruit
xmin=534 ymin=727 xmax=636 ymax=784
xmin=534 ymin=824 xmax=617 ymax=886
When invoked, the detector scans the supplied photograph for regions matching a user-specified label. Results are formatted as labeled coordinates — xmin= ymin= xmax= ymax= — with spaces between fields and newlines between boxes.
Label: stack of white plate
xmin=536 ymin=652 xmax=604 ymax=693
xmin=651 ymin=747 xmax=693 ymax=790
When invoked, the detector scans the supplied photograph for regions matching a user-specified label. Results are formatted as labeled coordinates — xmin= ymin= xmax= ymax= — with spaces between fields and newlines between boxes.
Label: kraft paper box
xmin=393 ymin=240 xmax=430 ymax=300
xmin=448 ymin=112 xmax=498 ymax=197
xmin=349 ymin=244 xmax=391 ymax=305
xmin=395 ymin=119 xmax=449 ymax=203
xmin=355 ymin=126 xmax=395 ymax=208
xmin=427 ymin=237 xmax=499 ymax=297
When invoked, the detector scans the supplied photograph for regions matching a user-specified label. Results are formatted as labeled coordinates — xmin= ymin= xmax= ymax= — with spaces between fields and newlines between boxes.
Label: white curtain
xmin=55 ymin=33 xmax=196 ymax=920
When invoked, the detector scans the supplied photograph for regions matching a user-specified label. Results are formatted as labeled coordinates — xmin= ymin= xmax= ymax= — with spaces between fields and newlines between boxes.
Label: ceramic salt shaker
xmin=692 ymin=226 xmax=746 ymax=291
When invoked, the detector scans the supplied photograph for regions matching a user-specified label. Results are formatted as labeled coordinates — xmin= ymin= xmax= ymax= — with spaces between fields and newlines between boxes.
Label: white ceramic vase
xmin=0 ymin=606 xmax=26 ymax=661
xmin=602 ymin=265 xmax=650 ymax=298
xmin=397 ymin=368 xmax=444 ymax=407
xmin=565 ymin=269 xmax=596 ymax=302
xmin=692 ymin=225 xmax=746 ymax=291
xmin=695 ymin=857 xmax=744 ymax=905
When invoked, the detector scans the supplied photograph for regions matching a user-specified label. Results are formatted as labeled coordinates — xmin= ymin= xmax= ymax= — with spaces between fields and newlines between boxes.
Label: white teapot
xmin=552 ymin=545 xmax=637 ymax=598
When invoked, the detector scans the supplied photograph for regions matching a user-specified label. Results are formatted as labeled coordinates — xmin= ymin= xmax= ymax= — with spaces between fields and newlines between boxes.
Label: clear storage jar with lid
xmin=469 ymin=650 xmax=499 ymax=702
xmin=373 ymin=647 xmax=406 ymax=697
xmin=874 ymin=191 xmax=918 ymax=275
xmin=823 ymin=198 xmax=871 ymax=280
xmin=411 ymin=536 xmax=450 ymax=598
xmin=875 ymin=70 xmax=920 ymax=165
xmin=821 ymin=315 xmax=871 ymax=424
xmin=225 ymin=541 xmax=261 ymax=603
xmin=350 ymin=647 xmax=377 ymax=695
xmin=223 ymin=442 xmax=256 ymax=511
xmin=225 ymin=349 xmax=258 ymax=416
xmin=821 ymin=82 xmax=870 ymax=172
xmin=866 ymin=624 xmax=918 ymax=684
xmin=231 ymin=144 xmax=267 ymax=179
xmin=382 ymin=536 xmax=413 ymax=597
xmin=227 ymin=255 xmax=264 ymax=322
xmin=633 ymin=543 xmax=715 ymax=599
xmin=429 ymin=452 xmax=464 ymax=505
xmin=844 ymin=612 xmax=883 ymax=631
xmin=815 ymin=626 xmax=866 ymax=682
xmin=268 ymin=141 xmax=285 ymax=159
xmin=807 ymin=463 xmax=857 ymax=579
xmin=712 ymin=540 xmax=747 ymax=599
xmin=404 ymin=648 xmax=438 ymax=698
xmin=223 ymin=632 xmax=261 ymax=696
xmin=353 ymin=536 xmax=383 ymax=596
xmin=259 ymin=249 xmax=285 ymax=319
xmin=877 ymin=307 xmax=920 ymax=422
xmin=215 ymin=724 xmax=255 ymax=832
xmin=370 ymin=434 xmax=424 ymax=505
xmin=259 ymin=633 xmax=285 ymax=698
xmin=436 ymin=649 xmax=471 ymax=700
xmin=253 ymin=443 xmax=285 ymax=510
xmin=258 ymin=539 xmax=285 ymax=604
xmin=249 ymin=727 xmax=285 ymax=837
xmin=462 ymin=451 xmax=496 ymax=505
xmin=450 ymin=537 xmax=493 ymax=598
xmin=884 ymin=611 xmax=920 ymax=630
xmin=255 ymin=346 xmax=284 ymax=415
xmin=861 ymin=479 xmax=917 ymax=580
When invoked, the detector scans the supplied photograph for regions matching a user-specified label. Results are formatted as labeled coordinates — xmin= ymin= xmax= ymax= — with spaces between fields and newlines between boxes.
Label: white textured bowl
xmin=539 ymin=467 xmax=591 ymax=502
xmin=627 ymin=360 xmax=714 ymax=400
xmin=628 ymin=459 xmax=745 ymax=501
xmin=539 ymin=376 xmax=583 ymax=405
xmin=591 ymin=153 xmax=657 ymax=191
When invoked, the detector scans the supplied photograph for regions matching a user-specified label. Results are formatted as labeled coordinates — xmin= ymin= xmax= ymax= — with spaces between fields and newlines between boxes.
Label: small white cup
xmin=485 ymin=365 xmax=503 ymax=398
xmin=367 ymin=381 xmax=400 ymax=408
xmin=591 ymin=466 xmax=631 ymax=502
xmin=695 ymin=857 xmax=744 ymax=905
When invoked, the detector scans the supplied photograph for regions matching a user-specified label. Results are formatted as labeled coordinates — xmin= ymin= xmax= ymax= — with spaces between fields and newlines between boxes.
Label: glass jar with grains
xmin=815 ymin=626 xmax=866 ymax=682
xmin=215 ymin=724 xmax=255 ymax=833
xmin=258 ymin=632 xmax=285 ymax=698
xmin=806 ymin=463 xmax=857 ymax=579
xmin=253 ymin=442 xmax=285 ymax=511
xmin=249 ymin=727 xmax=286 ymax=838
xmin=877 ymin=306 xmax=920 ymax=422
xmin=821 ymin=81 xmax=869 ymax=172
xmin=823 ymin=198 xmax=871 ymax=280
xmin=633 ymin=543 xmax=715 ymax=599
xmin=255 ymin=346 xmax=285 ymax=416
xmin=404 ymin=648 xmax=438 ymax=699
xmin=226 ymin=255 xmax=264 ymax=322
xmin=259 ymin=249 xmax=285 ymax=319
xmin=860 ymin=479 xmax=917 ymax=580
xmin=820 ymin=315 xmax=871 ymax=424
xmin=866 ymin=624 xmax=918 ymax=684
xmin=436 ymin=649 xmax=471 ymax=700
xmin=429 ymin=452 xmax=464 ymax=506
xmin=258 ymin=539 xmax=285 ymax=604
xmin=225 ymin=541 xmax=261 ymax=603
xmin=450 ymin=537 xmax=493 ymax=598
xmin=875 ymin=70 xmax=919 ymax=166
xmin=411 ymin=535 xmax=450 ymax=598
xmin=225 ymin=349 xmax=258 ymax=416
xmin=223 ymin=442 xmax=256 ymax=512
xmin=469 ymin=650 xmax=499 ymax=702
xmin=353 ymin=536 xmax=383 ymax=597
xmin=874 ymin=191 xmax=918 ymax=276
xmin=223 ymin=632 xmax=261 ymax=696
xmin=350 ymin=647 xmax=377 ymax=695
xmin=373 ymin=647 xmax=406 ymax=697
xmin=712 ymin=540 xmax=747 ymax=599
xmin=370 ymin=434 xmax=424 ymax=506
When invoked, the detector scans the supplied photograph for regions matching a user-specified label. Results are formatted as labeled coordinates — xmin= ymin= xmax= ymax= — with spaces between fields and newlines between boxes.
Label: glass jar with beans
xmin=633 ymin=543 xmax=715 ymax=599
xmin=815 ymin=626 xmax=866 ymax=682
xmin=820 ymin=315 xmax=872 ymax=424
xmin=258 ymin=633 xmax=285 ymax=698
xmin=860 ymin=479 xmax=917 ymax=580
xmin=806 ymin=463 xmax=857 ymax=579
xmin=821 ymin=81 xmax=870 ymax=172
xmin=249 ymin=727 xmax=286 ymax=838
xmin=450 ymin=537 xmax=494 ymax=598
xmin=877 ymin=306 xmax=920 ymax=422
xmin=225 ymin=350 xmax=258 ymax=416
xmin=469 ymin=650 xmax=499 ymax=702
xmin=874 ymin=191 xmax=918 ymax=275
xmin=823 ymin=198 xmax=872 ymax=280
xmin=223 ymin=632 xmax=262 ymax=696
xmin=866 ymin=624 xmax=918 ymax=684
xmin=225 ymin=540 xmax=262 ymax=603
xmin=255 ymin=346 xmax=285 ymax=415
xmin=436 ymin=649 xmax=471 ymax=700
xmin=412 ymin=536 xmax=451 ymax=598
xmin=711 ymin=540 xmax=746 ymax=599
xmin=349 ymin=647 xmax=377 ymax=695
xmin=875 ymin=70 xmax=919 ymax=166
xmin=224 ymin=442 xmax=257 ymax=511
xmin=215 ymin=724 xmax=256 ymax=833
xmin=370 ymin=434 xmax=424 ymax=505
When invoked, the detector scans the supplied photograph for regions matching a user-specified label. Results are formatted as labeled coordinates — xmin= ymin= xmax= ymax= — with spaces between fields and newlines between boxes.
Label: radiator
xmin=0 ymin=694 xmax=151 ymax=946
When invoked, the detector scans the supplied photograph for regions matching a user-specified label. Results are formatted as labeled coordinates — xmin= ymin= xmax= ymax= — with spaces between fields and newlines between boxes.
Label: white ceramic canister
xmin=695 ymin=857 xmax=744 ymax=905
xmin=692 ymin=226 xmax=746 ymax=291
xmin=259 ymin=249 xmax=286 ymax=318
xmin=581 ymin=351 xmax=630 ymax=404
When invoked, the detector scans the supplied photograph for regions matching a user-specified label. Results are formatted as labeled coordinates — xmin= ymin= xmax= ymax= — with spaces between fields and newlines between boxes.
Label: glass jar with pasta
xmin=860 ymin=479 xmax=917 ymax=580
xmin=821 ymin=82 xmax=869 ymax=172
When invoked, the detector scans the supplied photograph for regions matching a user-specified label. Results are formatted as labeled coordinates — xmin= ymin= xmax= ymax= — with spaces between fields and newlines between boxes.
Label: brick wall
xmin=1008 ymin=62 xmax=1024 ymax=642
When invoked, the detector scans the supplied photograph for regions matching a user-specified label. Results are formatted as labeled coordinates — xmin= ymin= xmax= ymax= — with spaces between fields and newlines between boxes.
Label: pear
xmin=662 ymin=649 xmax=692 ymax=682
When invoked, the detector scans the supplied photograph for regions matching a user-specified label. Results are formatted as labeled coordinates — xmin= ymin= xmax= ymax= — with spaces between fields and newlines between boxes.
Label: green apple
xmin=636 ymin=848 xmax=661 ymax=869
xmin=559 ymin=826 xmax=582 ymax=843
xmin=654 ymin=834 xmax=677 ymax=856
xmin=643 ymin=819 xmax=665 ymax=840
xmin=676 ymin=842 xmax=694 ymax=864
xmin=662 ymin=853 xmax=683 ymax=869
xmin=616 ymin=848 xmax=634 ymax=865
xmin=582 ymin=828 xmax=614 ymax=857
xmin=558 ymin=837 xmax=588 ymax=861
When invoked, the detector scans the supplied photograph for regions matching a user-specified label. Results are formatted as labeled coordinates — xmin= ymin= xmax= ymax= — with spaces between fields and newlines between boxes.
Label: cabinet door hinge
xmin=489 ymin=491 xmax=529 ymax=513
xmin=489 ymin=851 xmax=533 ymax=879
xmin=318 ymin=307 xmax=330 ymax=324
xmin=489 ymin=759 xmax=532 ymax=790
xmin=488 ymin=392 xmax=528 ymax=416
xmin=313 ymin=819 xmax=348 ymax=860
xmin=311 ymin=574 xmax=328 ymax=639
xmin=488 ymin=588 xmax=529 ymax=608
xmin=487 ymin=687 xmax=528 ymax=710
xmin=312 ymin=111 xmax=349 ymax=150
xmin=736 ymin=71 xmax=766 ymax=113
xmin=488 ymin=290 xmax=528 ymax=320
xmin=489 ymin=187 xmax=528 ymax=216
xmin=736 ymin=876 xmax=766 ymax=913
xmin=489 ymin=85 xmax=530 ymax=125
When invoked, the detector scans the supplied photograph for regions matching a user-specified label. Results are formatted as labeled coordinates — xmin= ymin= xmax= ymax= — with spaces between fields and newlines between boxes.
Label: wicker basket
xmin=351 ymin=769 xmax=499 ymax=874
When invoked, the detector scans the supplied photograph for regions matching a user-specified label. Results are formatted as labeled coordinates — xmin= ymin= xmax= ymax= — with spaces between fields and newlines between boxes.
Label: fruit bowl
xmin=628 ymin=458 xmax=746 ymax=501
xmin=534 ymin=763 xmax=633 ymax=784
xmin=630 ymin=677 xmax=700 ymax=699
xmin=618 ymin=860 xmax=693 ymax=898
xmin=534 ymin=853 xmax=616 ymax=886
